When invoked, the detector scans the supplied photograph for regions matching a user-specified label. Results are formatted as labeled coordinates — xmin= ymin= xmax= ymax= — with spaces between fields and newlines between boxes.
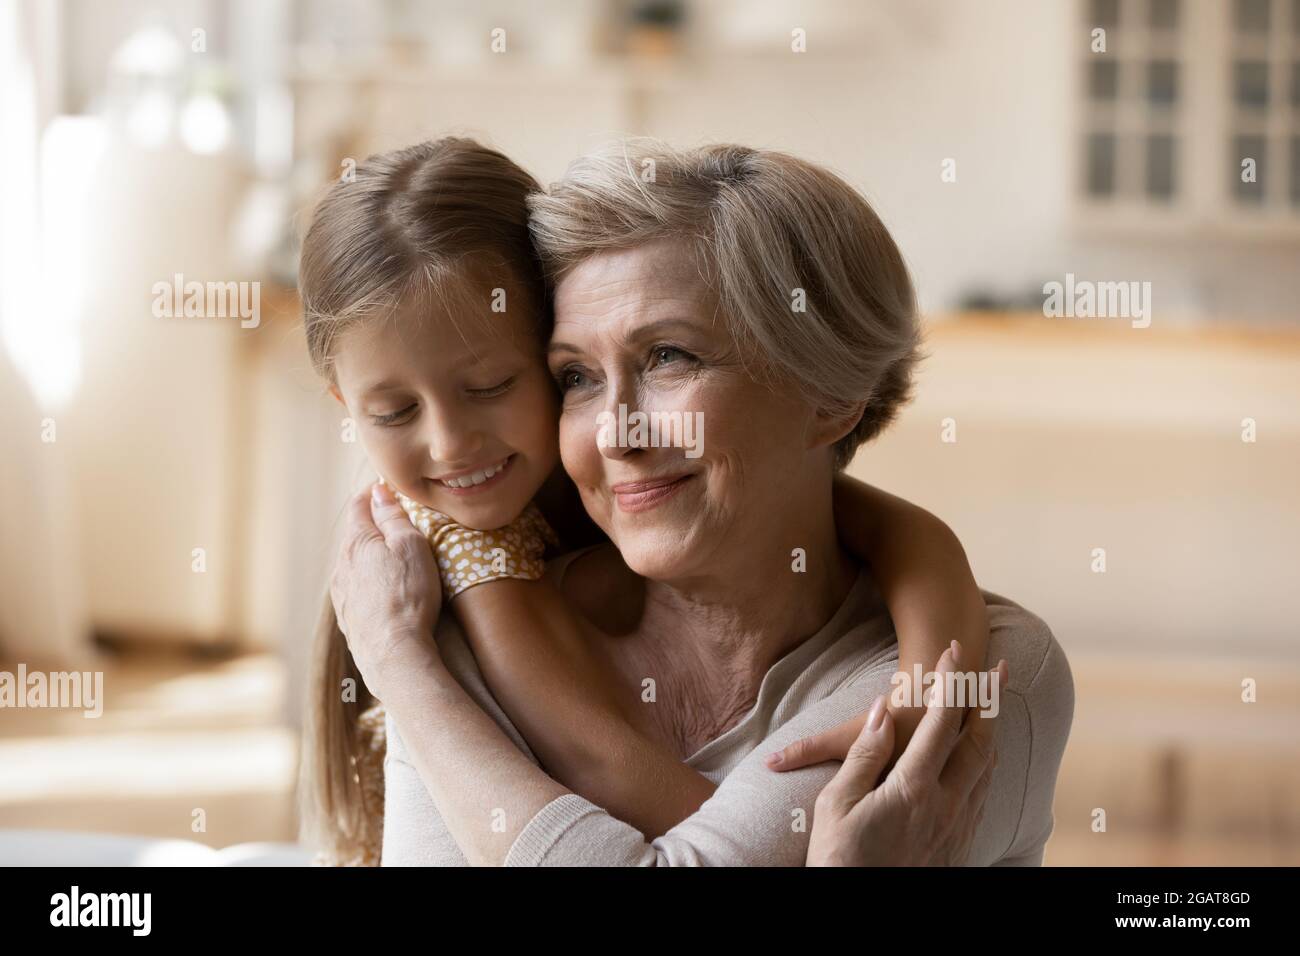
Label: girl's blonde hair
xmin=296 ymin=137 xmax=546 ymax=864
xmin=527 ymin=141 xmax=922 ymax=470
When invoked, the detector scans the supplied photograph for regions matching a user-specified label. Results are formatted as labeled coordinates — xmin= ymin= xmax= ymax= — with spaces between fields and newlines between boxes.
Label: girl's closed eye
xmin=467 ymin=375 xmax=517 ymax=399
xmin=370 ymin=403 xmax=417 ymax=427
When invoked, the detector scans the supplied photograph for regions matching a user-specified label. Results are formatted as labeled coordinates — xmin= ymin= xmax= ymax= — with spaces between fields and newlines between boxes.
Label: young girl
xmin=297 ymin=138 xmax=989 ymax=866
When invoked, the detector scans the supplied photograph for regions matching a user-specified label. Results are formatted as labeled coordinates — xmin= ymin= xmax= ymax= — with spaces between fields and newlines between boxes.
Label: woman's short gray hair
xmin=527 ymin=140 xmax=922 ymax=470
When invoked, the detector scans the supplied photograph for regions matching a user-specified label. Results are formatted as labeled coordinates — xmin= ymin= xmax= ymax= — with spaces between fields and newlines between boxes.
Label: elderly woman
xmin=329 ymin=142 xmax=1074 ymax=866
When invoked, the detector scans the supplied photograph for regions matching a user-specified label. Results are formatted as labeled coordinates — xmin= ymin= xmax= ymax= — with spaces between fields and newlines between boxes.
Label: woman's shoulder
xmin=979 ymin=591 xmax=1073 ymax=706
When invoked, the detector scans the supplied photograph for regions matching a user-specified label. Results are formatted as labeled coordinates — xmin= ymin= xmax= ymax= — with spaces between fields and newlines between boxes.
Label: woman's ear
xmin=808 ymin=401 xmax=867 ymax=452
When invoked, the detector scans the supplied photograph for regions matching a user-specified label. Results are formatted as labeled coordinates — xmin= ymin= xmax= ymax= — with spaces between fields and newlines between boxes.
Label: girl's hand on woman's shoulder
xmin=330 ymin=482 xmax=444 ymax=701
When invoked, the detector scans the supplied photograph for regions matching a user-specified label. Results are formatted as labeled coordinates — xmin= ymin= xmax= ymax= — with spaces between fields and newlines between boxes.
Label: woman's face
xmin=331 ymin=274 xmax=560 ymax=531
xmin=549 ymin=239 xmax=826 ymax=582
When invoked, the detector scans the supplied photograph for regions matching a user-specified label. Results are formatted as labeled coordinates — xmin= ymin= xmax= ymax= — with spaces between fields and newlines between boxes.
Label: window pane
xmin=1233 ymin=134 xmax=1266 ymax=204
xmin=1148 ymin=60 xmax=1178 ymax=106
xmin=1087 ymin=132 xmax=1117 ymax=196
xmin=1089 ymin=59 xmax=1119 ymax=100
xmin=1146 ymin=134 xmax=1176 ymax=199
xmin=1234 ymin=61 xmax=1270 ymax=108
xmin=1149 ymin=0 xmax=1180 ymax=30
xmin=1234 ymin=0 xmax=1271 ymax=32
xmin=1089 ymin=0 xmax=1120 ymax=29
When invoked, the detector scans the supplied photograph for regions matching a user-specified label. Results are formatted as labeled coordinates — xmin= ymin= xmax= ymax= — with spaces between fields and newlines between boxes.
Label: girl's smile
xmin=430 ymin=453 xmax=515 ymax=494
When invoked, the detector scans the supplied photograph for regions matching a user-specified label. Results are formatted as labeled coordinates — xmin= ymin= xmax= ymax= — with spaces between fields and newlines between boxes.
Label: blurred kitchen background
xmin=1 ymin=0 xmax=1297 ymax=865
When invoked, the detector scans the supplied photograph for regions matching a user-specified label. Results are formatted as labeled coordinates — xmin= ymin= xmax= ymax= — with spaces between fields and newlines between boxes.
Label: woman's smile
xmin=610 ymin=472 xmax=696 ymax=513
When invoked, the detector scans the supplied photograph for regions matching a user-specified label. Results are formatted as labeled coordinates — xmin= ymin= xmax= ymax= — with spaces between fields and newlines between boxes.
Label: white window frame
xmin=1072 ymin=0 xmax=1300 ymax=239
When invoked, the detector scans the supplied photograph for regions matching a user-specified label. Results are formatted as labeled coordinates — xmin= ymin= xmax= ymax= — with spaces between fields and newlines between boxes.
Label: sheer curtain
xmin=0 ymin=0 xmax=92 ymax=667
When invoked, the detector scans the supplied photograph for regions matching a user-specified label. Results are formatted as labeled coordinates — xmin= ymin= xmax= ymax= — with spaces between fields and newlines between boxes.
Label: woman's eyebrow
xmin=549 ymin=318 xmax=702 ymax=359
xmin=547 ymin=341 xmax=583 ymax=359
xmin=626 ymin=317 xmax=702 ymax=342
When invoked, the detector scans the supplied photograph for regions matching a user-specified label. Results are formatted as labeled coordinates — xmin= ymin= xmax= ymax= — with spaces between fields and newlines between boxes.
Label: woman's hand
xmin=330 ymin=481 xmax=443 ymax=701
xmin=767 ymin=645 xmax=1007 ymax=866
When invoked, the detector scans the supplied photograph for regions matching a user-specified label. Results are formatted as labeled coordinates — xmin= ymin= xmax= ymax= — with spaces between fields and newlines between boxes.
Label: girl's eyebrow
xmin=359 ymin=378 xmax=407 ymax=397
xmin=360 ymin=350 xmax=512 ymax=394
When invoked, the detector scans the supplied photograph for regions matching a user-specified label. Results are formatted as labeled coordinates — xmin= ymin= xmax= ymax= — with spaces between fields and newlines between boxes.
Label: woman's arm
xmin=831 ymin=475 xmax=990 ymax=753
xmin=450 ymin=578 xmax=718 ymax=837
xmin=773 ymin=647 xmax=1006 ymax=866
xmin=381 ymin=638 xmax=569 ymax=866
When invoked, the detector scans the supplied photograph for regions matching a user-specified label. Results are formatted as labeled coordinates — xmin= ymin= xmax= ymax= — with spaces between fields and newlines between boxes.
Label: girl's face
xmin=331 ymin=274 xmax=559 ymax=531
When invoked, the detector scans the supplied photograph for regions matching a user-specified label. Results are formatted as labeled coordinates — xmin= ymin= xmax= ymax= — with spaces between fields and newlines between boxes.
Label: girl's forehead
xmin=336 ymin=287 xmax=541 ymax=383
xmin=410 ymin=264 xmax=540 ymax=332
xmin=333 ymin=252 xmax=548 ymax=383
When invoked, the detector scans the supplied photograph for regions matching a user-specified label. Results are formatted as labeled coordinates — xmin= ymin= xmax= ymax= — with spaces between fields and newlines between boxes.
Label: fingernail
xmin=867 ymin=695 xmax=887 ymax=731
xmin=765 ymin=751 xmax=784 ymax=768
xmin=950 ymin=640 xmax=961 ymax=665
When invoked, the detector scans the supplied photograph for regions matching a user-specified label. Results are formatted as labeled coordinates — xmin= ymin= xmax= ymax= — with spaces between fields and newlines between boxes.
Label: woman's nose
xmin=596 ymin=373 xmax=643 ymax=461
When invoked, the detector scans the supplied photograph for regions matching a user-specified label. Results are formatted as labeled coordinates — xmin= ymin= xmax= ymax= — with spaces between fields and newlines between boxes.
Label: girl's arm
xmin=831 ymin=474 xmax=990 ymax=754
xmin=441 ymin=474 xmax=986 ymax=837
xmin=450 ymin=579 xmax=718 ymax=838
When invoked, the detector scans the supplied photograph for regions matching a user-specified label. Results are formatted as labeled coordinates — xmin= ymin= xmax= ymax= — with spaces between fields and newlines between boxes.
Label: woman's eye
xmin=651 ymin=345 xmax=690 ymax=368
xmin=370 ymin=404 xmax=416 ymax=426
xmin=556 ymin=367 xmax=590 ymax=392
xmin=468 ymin=376 xmax=516 ymax=399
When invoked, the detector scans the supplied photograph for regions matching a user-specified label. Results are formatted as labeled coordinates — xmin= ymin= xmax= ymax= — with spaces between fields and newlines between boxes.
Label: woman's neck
xmin=619 ymin=511 xmax=858 ymax=758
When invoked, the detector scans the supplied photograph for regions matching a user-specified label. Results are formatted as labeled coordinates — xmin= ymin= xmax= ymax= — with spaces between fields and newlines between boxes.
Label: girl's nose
xmin=426 ymin=405 xmax=484 ymax=467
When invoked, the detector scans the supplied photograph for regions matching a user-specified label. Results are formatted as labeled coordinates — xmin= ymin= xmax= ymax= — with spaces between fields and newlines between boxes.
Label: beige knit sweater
xmin=379 ymin=552 xmax=1076 ymax=866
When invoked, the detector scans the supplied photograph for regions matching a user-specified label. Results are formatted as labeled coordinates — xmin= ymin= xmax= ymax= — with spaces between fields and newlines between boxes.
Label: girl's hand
xmin=768 ymin=646 xmax=1007 ymax=866
xmin=330 ymin=482 xmax=443 ymax=701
